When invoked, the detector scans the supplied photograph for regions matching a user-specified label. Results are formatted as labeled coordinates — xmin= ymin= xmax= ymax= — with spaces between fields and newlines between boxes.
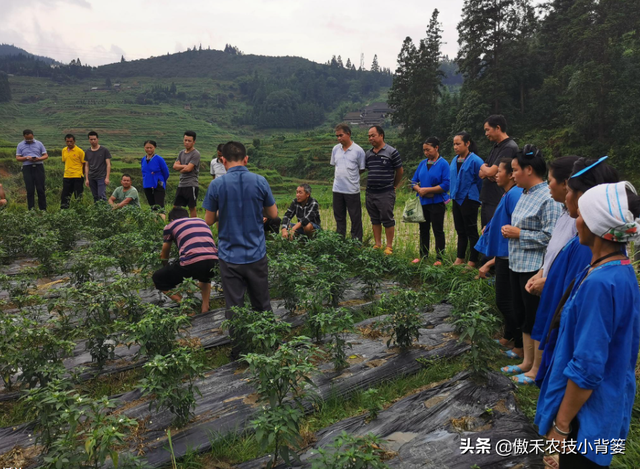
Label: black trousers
xmin=495 ymin=257 xmax=522 ymax=347
xmin=452 ymin=198 xmax=480 ymax=263
xmin=22 ymin=164 xmax=46 ymax=210
xmin=219 ymin=256 xmax=272 ymax=320
xmin=144 ymin=184 xmax=166 ymax=211
xmin=510 ymin=269 xmax=540 ymax=335
xmin=558 ymin=418 xmax=609 ymax=468
xmin=61 ymin=177 xmax=84 ymax=209
xmin=418 ymin=202 xmax=446 ymax=259
xmin=481 ymin=203 xmax=498 ymax=228
xmin=333 ymin=192 xmax=363 ymax=242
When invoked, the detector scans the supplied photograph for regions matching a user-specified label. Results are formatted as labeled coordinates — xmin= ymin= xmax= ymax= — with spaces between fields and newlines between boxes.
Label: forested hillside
xmin=389 ymin=0 xmax=640 ymax=183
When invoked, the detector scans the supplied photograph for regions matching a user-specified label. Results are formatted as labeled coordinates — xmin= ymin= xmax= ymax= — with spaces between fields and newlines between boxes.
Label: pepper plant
xmin=244 ymin=337 xmax=320 ymax=468
xmin=222 ymin=307 xmax=291 ymax=355
xmin=126 ymin=305 xmax=190 ymax=358
xmin=452 ymin=302 xmax=501 ymax=376
xmin=310 ymin=431 xmax=390 ymax=469
xmin=140 ymin=346 xmax=206 ymax=427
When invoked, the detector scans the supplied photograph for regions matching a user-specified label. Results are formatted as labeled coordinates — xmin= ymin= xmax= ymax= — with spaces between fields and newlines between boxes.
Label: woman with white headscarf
xmin=535 ymin=181 xmax=640 ymax=469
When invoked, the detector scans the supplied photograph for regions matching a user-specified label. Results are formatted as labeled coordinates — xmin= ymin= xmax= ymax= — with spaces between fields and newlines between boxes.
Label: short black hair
xmin=335 ymin=123 xmax=352 ymax=136
xmin=121 ymin=173 xmax=132 ymax=180
xmin=168 ymin=207 xmax=189 ymax=221
xmin=65 ymin=134 xmax=75 ymax=141
xmin=298 ymin=183 xmax=312 ymax=195
xmin=548 ymin=156 xmax=581 ymax=184
xmin=499 ymin=157 xmax=514 ymax=174
xmin=184 ymin=130 xmax=196 ymax=141
xmin=423 ymin=136 xmax=440 ymax=149
xmin=567 ymin=157 xmax=620 ymax=194
xmin=222 ymin=141 xmax=247 ymax=162
xmin=88 ymin=131 xmax=99 ymax=138
xmin=143 ymin=140 xmax=157 ymax=147
xmin=23 ymin=129 xmax=34 ymax=136
xmin=217 ymin=143 xmax=224 ymax=152
xmin=514 ymin=144 xmax=547 ymax=178
xmin=484 ymin=115 xmax=508 ymax=133
xmin=369 ymin=125 xmax=385 ymax=139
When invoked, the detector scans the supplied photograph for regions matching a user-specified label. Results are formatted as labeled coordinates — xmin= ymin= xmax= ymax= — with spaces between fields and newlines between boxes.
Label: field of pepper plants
xmin=1 ymin=205 xmax=639 ymax=469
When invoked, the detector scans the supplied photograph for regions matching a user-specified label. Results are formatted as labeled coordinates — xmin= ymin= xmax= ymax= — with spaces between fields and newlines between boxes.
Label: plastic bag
xmin=402 ymin=196 xmax=425 ymax=223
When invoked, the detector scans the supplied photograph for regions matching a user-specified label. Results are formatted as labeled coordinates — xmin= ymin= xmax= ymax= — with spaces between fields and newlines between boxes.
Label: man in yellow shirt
xmin=61 ymin=133 xmax=85 ymax=209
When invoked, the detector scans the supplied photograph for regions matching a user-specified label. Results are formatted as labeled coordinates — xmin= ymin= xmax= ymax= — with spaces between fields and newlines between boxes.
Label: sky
xmin=0 ymin=0 xmax=467 ymax=69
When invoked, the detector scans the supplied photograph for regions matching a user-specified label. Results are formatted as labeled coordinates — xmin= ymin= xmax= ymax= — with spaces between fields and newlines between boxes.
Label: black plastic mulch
xmin=239 ymin=371 xmax=545 ymax=469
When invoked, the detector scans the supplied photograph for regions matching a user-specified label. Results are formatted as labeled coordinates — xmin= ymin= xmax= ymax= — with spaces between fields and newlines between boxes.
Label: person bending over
xmin=152 ymin=207 xmax=218 ymax=313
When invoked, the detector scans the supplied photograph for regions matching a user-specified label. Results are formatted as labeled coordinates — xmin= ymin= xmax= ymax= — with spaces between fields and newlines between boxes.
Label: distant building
xmin=90 ymin=87 xmax=98 ymax=91
xmin=183 ymin=103 xmax=191 ymax=110
xmin=342 ymin=102 xmax=394 ymax=127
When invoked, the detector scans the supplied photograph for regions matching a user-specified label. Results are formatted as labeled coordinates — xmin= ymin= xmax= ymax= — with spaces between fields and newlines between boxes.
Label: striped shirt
xmin=163 ymin=218 xmax=218 ymax=267
xmin=365 ymin=144 xmax=402 ymax=193
xmin=509 ymin=182 xmax=562 ymax=273
xmin=281 ymin=197 xmax=321 ymax=229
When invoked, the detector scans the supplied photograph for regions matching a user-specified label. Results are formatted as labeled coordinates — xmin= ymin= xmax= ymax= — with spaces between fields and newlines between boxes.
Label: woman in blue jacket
xmin=140 ymin=140 xmax=170 ymax=219
xmin=536 ymin=181 xmax=640 ymax=468
xmin=411 ymin=137 xmax=450 ymax=264
xmin=450 ymin=131 xmax=484 ymax=267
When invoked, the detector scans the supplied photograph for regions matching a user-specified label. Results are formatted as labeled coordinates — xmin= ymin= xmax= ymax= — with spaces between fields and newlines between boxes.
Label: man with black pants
xmin=152 ymin=208 xmax=218 ymax=313
xmin=84 ymin=131 xmax=112 ymax=202
xmin=60 ymin=134 xmax=85 ymax=208
xmin=173 ymin=130 xmax=201 ymax=218
xmin=331 ymin=123 xmax=365 ymax=242
xmin=203 ymin=141 xmax=278 ymax=356
xmin=479 ymin=115 xmax=519 ymax=227
xmin=16 ymin=129 xmax=48 ymax=210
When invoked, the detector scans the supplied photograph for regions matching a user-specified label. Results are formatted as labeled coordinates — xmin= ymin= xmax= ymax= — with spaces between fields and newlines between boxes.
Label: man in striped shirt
xmin=152 ymin=207 xmax=218 ymax=313
xmin=365 ymin=126 xmax=403 ymax=254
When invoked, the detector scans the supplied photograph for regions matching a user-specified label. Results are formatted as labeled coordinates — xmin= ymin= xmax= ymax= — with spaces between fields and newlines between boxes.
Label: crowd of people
xmin=6 ymin=113 xmax=640 ymax=467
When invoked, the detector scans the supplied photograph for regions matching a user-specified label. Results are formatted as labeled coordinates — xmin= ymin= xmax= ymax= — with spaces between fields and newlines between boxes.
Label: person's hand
xmin=263 ymin=217 xmax=267 ymax=223
xmin=105 ymin=177 xmax=110 ymax=185
xmin=526 ymin=277 xmax=546 ymax=296
xmin=85 ymin=179 xmax=89 ymax=188
xmin=545 ymin=426 xmax=568 ymax=445
xmin=501 ymin=225 xmax=521 ymax=238
xmin=0 ymin=199 xmax=7 ymax=207
xmin=478 ymin=264 xmax=490 ymax=279
xmin=481 ymin=226 xmax=486 ymax=235
xmin=488 ymin=175 xmax=497 ymax=182
xmin=281 ymin=229 xmax=289 ymax=239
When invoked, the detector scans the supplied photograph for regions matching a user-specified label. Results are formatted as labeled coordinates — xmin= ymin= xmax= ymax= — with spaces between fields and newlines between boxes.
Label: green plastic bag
xmin=402 ymin=196 xmax=425 ymax=223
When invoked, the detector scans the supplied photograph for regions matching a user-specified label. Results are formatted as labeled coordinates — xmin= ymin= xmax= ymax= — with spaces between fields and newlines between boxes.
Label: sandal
xmin=501 ymin=365 xmax=524 ymax=375
xmin=512 ymin=374 xmax=536 ymax=386
xmin=502 ymin=349 xmax=522 ymax=359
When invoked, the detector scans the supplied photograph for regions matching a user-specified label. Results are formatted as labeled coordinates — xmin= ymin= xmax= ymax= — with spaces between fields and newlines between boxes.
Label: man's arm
xmin=85 ymin=161 xmax=90 ymax=187
xmin=160 ymin=242 xmax=172 ymax=266
xmin=479 ymin=163 xmax=499 ymax=179
xmin=0 ymin=184 xmax=7 ymax=206
xmin=108 ymin=195 xmax=116 ymax=207
xmin=205 ymin=210 xmax=218 ymax=226
xmin=114 ymin=197 xmax=133 ymax=210
xmin=264 ymin=203 xmax=278 ymax=220
xmin=180 ymin=163 xmax=196 ymax=173
xmin=15 ymin=152 xmax=29 ymax=162
xmin=37 ymin=152 xmax=49 ymax=162
xmin=105 ymin=159 xmax=111 ymax=185
xmin=393 ymin=167 xmax=404 ymax=189
xmin=173 ymin=160 xmax=185 ymax=171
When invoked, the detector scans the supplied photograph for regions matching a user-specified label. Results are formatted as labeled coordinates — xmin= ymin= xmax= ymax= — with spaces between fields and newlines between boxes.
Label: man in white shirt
xmin=330 ymin=123 xmax=365 ymax=242
xmin=210 ymin=144 xmax=227 ymax=179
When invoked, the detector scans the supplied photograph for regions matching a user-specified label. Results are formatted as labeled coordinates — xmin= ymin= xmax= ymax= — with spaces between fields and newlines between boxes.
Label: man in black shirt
xmin=479 ymin=115 xmax=519 ymax=227
xmin=280 ymin=184 xmax=321 ymax=239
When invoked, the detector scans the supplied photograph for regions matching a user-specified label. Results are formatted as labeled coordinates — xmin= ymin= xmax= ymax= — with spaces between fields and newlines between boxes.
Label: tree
xmin=337 ymin=55 xmax=344 ymax=68
xmin=371 ymin=54 xmax=380 ymax=73
xmin=388 ymin=10 xmax=445 ymax=158
xmin=121 ymin=55 xmax=126 ymax=63
xmin=105 ymin=77 xmax=112 ymax=88
xmin=0 ymin=72 xmax=11 ymax=102
xmin=345 ymin=58 xmax=352 ymax=69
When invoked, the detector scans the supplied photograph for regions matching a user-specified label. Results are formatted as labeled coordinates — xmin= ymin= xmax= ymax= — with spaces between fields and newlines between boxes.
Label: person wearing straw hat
xmin=535 ymin=181 xmax=640 ymax=469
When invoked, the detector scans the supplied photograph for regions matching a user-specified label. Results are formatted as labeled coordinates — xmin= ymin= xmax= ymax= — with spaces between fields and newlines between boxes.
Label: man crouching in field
xmin=152 ymin=207 xmax=218 ymax=313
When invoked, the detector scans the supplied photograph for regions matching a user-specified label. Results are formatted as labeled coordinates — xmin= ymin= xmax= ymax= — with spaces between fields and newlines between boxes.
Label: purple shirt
xmin=16 ymin=139 xmax=47 ymax=166
xmin=163 ymin=218 xmax=218 ymax=267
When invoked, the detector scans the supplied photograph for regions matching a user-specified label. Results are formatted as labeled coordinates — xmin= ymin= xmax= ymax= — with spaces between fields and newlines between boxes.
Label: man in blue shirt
xmin=203 ymin=141 xmax=278 ymax=351
xmin=15 ymin=129 xmax=48 ymax=210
